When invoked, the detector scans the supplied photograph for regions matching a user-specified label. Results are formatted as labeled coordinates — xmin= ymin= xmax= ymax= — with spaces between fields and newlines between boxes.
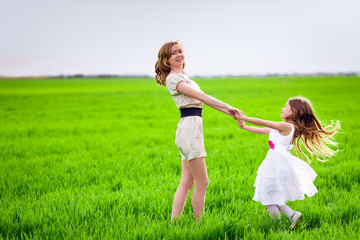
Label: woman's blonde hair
xmin=286 ymin=97 xmax=341 ymax=164
xmin=155 ymin=41 xmax=185 ymax=86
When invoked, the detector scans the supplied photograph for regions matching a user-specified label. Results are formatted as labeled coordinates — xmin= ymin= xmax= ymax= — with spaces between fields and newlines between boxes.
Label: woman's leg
xmin=188 ymin=157 xmax=209 ymax=219
xmin=171 ymin=160 xmax=194 ymax=221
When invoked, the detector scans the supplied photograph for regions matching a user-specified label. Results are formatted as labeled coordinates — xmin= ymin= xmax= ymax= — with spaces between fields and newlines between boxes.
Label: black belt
xmin=180 ymin=107 xmax=203 ymax=118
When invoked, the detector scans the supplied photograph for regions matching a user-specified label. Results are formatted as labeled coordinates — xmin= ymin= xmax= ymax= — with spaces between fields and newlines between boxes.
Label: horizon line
xmin=0 ymin=71 xmax=360 ymax=79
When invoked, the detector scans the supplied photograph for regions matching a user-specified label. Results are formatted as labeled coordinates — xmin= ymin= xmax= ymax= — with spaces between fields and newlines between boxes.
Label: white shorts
xmin=175 ymin=116 xmax=207 ymax=161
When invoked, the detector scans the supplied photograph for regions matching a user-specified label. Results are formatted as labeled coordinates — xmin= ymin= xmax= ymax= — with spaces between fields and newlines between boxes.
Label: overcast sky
xmin=1 ymin=0 xmax=359 ymax=77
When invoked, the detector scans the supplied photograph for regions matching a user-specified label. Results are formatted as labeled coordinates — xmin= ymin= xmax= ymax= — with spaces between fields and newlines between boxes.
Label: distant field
xmin=0 ymin=76 xmax=359 ymax=239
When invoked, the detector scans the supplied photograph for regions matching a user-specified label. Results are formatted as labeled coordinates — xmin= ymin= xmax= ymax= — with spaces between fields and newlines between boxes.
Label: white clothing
xmin=253 ymin=124 xmax=318 ymax=205
xmin=166 ymin=74 xmax=203 ymax=109
xmin=166 ymin=73 xmax=207 ymax=161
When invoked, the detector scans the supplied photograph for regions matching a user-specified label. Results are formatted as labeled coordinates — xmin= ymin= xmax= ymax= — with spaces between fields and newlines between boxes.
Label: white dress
xmin=166 ymin=74 xmax=207 ymax=161
xmin=253 ymin=124 xmax=318 ymax=206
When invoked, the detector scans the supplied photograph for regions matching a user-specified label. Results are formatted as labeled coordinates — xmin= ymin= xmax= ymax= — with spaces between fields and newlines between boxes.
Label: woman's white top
xmin=166 ymin=73 xmax=203 ymax=109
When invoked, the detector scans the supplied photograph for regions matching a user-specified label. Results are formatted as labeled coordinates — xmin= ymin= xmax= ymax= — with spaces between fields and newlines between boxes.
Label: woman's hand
xmin=227 ymin=107 xmax=244 ymax=120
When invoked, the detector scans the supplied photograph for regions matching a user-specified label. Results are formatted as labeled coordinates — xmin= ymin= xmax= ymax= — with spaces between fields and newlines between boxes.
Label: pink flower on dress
xmin=268 ymin=140 xmax=275 ymax=149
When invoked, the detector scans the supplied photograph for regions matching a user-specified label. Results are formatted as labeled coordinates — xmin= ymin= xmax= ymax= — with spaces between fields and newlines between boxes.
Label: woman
xmin=155 ymin=41 xmax=241 ymax=221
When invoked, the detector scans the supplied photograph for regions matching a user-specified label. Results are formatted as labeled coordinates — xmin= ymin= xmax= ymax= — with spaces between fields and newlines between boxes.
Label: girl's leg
xmin=171 ymin=160 xmax=194 ymax=221
xmin=187 ymin=157 xmax=209 ymax=219
xmin=278 ymin=204 xmax=302 ymax=230
xmin=266 ymin=205 xmax=281 ymax=219
xmin=277 ymin=204 xmax=295 ymax=219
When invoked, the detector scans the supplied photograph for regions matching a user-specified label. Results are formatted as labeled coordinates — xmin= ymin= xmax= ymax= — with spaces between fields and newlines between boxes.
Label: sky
xmin=1 ymin=0 xmax=360 ymax=77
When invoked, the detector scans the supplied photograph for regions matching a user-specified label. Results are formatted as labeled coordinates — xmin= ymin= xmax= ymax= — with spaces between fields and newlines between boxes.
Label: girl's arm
xmin=236 ymin=118 xmax=270 ymax=134
xmin=235 ymin=113 xmax=292 ymax=135
xmin=176 ymin=81 xmax=240 ymax=117
xmin=235 ymin=114 xmax=291 ymax=136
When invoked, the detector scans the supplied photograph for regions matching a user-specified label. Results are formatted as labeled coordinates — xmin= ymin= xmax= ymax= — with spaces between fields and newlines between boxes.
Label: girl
xmin=235 ymin=97 xmax=340 ymax=230
xmin=155 ymin=41 xmax=241 ymax=221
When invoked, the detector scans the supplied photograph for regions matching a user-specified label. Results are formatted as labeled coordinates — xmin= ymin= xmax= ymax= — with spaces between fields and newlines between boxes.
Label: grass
xmin=0 ymin=76 xmax=359 ymax=239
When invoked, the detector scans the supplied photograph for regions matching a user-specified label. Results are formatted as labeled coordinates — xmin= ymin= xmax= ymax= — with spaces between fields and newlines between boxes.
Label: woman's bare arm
xmin=176 ymin=81 xmax=241 ymax=116
xmin=209 ymin=105 xmax=234 ymax=117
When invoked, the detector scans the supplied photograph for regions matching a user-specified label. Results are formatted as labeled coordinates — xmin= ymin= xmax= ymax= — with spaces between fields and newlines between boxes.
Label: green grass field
xmin=0 ymin=76 xmax=359 ymax=239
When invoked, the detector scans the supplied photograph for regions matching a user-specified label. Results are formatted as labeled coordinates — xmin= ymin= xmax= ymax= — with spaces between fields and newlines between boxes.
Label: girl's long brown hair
xmin=287 ymin=97 xmax=341 ymax=164
xmin=155 ymin=41 xmax=185 ymax=86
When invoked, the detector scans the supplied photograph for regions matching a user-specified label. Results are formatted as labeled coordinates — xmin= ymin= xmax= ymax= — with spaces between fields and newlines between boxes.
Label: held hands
xmin=228 ymin=108 xmax=244 ymax=120
xmin=226 ymin=106 xmax=246 ymax=128
xmin=227 ymin=106 xmax=243 ymax=120
xmin=233 ymin=110 xmax=246 ymax=129
xmin=226 ymin=106 xmax=245 ymax=128
xmin=234 ymin=112 xmax=244 ymax=120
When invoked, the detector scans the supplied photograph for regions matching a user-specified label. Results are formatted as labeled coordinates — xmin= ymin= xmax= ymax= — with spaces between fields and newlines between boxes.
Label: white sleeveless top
xmin=166 ymin=73 xmax=203 ymax=109
xmin=269 ymin=124 xmax=295 ymax=151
